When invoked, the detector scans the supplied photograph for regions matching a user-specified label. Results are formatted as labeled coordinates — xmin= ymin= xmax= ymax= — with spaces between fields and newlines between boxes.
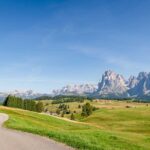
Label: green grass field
xmin=0 ymin=102 xmax=150 ymax=150
xmin=42 ymin=99 xmax=148 ymax=119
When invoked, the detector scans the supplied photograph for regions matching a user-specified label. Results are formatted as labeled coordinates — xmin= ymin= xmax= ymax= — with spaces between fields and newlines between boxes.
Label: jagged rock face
xmin=128 ymin=76 xmax=138 ymax=88
xmin=128 ymin=72 xmax=150 ymax=97
xmin=52 ymin=70 xmax=150 ymax=99
xmin=95 ymin=70 xmax=128 ymax=98
xmin=52 ymin=84 xmax=98 ymax=96
xmin=2 ymin=70 xmax=150 ymax=101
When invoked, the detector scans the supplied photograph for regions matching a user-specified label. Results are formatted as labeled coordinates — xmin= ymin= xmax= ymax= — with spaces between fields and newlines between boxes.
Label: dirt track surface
xmin=0 ymin=113 xmax=73 ymax=150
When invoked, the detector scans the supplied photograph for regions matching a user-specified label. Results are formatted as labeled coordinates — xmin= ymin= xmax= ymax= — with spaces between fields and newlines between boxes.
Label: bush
xmin=56 ymin=109 xmax=61 ymax=115
xmin=125 ymin=105 xmax=131 ymax=108
xmin=61 ymin=111 xmax=65 ymax=117
xmin=81 ymin=103 xmax=93 ymax=117
xmin=36 ymin=102 xmax=44 ymax=112
xmin=70 ymin=113 xmax=75 ymax=120
xmin=78 ymin=104 xmax=81 ymax=109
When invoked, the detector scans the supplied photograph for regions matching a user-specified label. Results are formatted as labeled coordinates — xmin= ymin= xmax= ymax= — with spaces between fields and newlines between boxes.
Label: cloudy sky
xmin=0 ymin=0 xmax=150 ymax=92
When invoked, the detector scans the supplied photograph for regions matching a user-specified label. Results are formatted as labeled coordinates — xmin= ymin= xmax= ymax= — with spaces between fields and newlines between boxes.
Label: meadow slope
xmin=0 ymin=105 xmax=150 ymax=150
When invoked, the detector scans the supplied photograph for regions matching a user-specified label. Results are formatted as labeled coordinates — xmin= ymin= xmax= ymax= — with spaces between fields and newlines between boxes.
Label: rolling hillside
xmin=0 ymin=103 xmax=150 ymax=150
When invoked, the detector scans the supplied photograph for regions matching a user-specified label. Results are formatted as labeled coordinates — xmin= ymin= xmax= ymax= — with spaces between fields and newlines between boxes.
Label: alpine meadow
xmin=0 ymin=0 xmax=150 ymax=150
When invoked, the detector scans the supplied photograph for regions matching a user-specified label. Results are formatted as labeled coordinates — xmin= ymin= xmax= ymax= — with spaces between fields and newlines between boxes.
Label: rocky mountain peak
xmin=103 ymin=70 xmax=126 ymax=83
xmin=137 ymin=72 xmax=148 ymax=80
xmin=52 ymin=84 xmax=98 ymax=96
xmin=128 ymin=72 xmax=150 ymax=97
xmin=50 ymin=70 xmax=150 ymax=100
xmin=128 ymin=76 xmax=138 ymax=88
xmin=104 ymin=70 xmax=116 ymax=77
xmin=95 ymin=70 xmax=128 ymax=98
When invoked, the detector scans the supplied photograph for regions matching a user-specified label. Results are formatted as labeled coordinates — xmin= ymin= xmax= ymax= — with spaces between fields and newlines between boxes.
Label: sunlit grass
xmin=0 ymin=105 xmax=150 ymax=150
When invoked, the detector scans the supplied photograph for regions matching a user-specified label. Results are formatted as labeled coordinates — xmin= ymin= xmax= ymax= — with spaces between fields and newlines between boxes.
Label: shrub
xmin=78 ymin=104 xmax=81 ymax=109
xmin=56 ymin=109 xmax=61 ymax=115
xmin=36 ymin=102 xmax=44 ymax=112
xmin=70 ymin=113 xmax=75 ymax=120
xmin=125 ymin=105 xmax=131 ymax=108
xmin=61 ymin=111 xmax=65 ymax=117
xmin=81 ymin=102 xmax=93 ymax=117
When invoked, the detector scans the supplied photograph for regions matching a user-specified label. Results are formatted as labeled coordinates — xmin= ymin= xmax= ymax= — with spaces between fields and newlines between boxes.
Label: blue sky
xmin=0 ymin=0 xmax=150 ymax=92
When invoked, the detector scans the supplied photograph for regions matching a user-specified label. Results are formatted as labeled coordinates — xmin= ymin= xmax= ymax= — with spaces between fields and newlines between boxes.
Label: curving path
xmin=0 ymin=113 xmax=73 ymax=150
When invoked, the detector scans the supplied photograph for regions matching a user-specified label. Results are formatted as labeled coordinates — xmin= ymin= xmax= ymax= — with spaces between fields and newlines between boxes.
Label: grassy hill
xmin=41 ymin=99 xmax=148 ymax=118
xmin=0 ymin=103 xmax=150 ymax=150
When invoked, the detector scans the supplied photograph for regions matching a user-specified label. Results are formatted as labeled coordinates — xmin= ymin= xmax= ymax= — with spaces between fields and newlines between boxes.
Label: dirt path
xmin=0 ymin=113 xmax=74 ymax=150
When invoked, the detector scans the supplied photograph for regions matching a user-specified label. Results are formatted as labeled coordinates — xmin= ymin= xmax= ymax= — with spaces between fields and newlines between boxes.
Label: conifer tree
xmin=36 ymin=101 xmax=44 ymax=112
xmin=81 ymin=102 xmax=93 ymax=117
xmin=70 ymin=113 xmax=75 ymax=120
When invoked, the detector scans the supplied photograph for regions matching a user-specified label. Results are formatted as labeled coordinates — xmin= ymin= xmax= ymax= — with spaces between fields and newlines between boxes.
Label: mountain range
xmin=52 ymin=70 xmax=150 ymax=100
xmin=1 ymin=70 xmax=150 ymax=102
xmin=52 ymin=84 xmax=98 ymax=96
xmin=0 ymin=90 xmax=49 ymax=102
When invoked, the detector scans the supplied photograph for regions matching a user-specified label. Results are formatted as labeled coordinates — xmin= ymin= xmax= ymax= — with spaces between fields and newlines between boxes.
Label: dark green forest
xmin=3 ymin=95 xmax=44 ymax=112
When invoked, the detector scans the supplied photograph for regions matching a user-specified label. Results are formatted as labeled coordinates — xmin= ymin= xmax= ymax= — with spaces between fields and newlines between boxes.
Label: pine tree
xmin=30 ymin=100 xmax=36 ymax=111
xmin=81 ymin=102 xmax=93 ymax=117
xmin=36 ymin=101 xmax=44 ymax=112
xmin=70 ymin=113 xmax=75 ymax=120
xmin=3 ymin=95 xmax=11 ymax=106
xmin=56 ymin=109 xmax=60 ymax=115
xmin=61 ymin=111 xmax=64 ymax=117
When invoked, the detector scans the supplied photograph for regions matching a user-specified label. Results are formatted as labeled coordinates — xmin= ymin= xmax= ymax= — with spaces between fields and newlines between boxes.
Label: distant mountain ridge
xmin=52 ymin=84 xmax=98 ymax=96
xmin=128 ymin=72 xmax=150 ymax=99
xmin=52 ymin=70 xmax=150 ymax=100
xmin=1 ymin=70 xmax=150 ymax=101
xmin=0 ymin=90 xmax=49 ymax=102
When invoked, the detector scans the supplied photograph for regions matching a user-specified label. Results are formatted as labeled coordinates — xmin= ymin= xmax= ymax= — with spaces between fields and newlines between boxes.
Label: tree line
xmin=3 ymin=95 xmax=44 ymax=112
xmin=51 ymin=96 xmax=86 ymax=104
xmin=35 ymin=95 xmax=93 ymax=101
